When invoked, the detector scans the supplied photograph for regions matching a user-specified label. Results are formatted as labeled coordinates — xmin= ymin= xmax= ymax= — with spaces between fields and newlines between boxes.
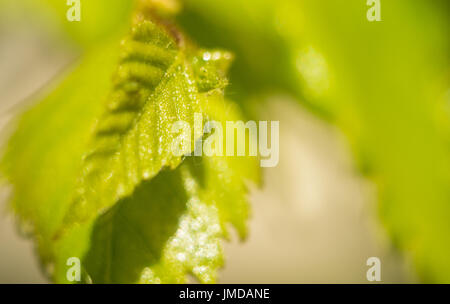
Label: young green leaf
xmin=80 ymin=95 xmax=258 ymax=283
xmin=60 ymin=20 xmax=203 ymax=233
xmin=1 ymin=11 xmax=258 ymax=283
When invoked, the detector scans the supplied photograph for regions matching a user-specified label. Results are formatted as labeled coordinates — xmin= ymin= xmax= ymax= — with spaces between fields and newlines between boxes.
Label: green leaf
xmin=83 ymin=158 xmax=221 ymax=283
xmin=79 ymin=94 xmax=258 ymax=283
xmin=60 ymin=20 xmax=202 ymax=233
xmin=1 ymin=38 xmax=123 ymax=268
xmin=2 ymin=12 xmax=258 ymax=283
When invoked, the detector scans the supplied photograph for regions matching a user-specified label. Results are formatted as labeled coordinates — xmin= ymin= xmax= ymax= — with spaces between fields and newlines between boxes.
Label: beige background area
xmin=0 ymin=24 xmax=415 ymax=284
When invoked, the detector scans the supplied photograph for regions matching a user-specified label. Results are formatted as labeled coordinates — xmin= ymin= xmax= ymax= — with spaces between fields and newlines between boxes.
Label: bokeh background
xmin=0 ymin=0 xmax=448 ymax=283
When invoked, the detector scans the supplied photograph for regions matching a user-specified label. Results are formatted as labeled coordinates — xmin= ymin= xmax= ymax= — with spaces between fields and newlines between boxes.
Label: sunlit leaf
xmin=1 ymin=6 xmax=258 ymax=283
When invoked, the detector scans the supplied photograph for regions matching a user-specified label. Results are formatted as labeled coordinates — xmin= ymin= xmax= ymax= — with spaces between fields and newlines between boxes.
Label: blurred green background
xmin=0 ymin=0 xmax=448 ymax=283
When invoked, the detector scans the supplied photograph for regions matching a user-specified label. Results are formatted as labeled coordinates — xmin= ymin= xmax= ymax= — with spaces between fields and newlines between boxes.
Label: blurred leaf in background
xmin=0 ymin=0 xmax=133 ymax=282
xmin=177 ymin=0 xmax=450 ymax=282
xmin=0 ymin=0 xmax=449 ymax=283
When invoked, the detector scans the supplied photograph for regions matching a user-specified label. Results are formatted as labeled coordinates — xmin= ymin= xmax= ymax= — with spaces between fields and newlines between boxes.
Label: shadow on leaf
xmin=83 ymin=167 xmax=188 ymax=283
